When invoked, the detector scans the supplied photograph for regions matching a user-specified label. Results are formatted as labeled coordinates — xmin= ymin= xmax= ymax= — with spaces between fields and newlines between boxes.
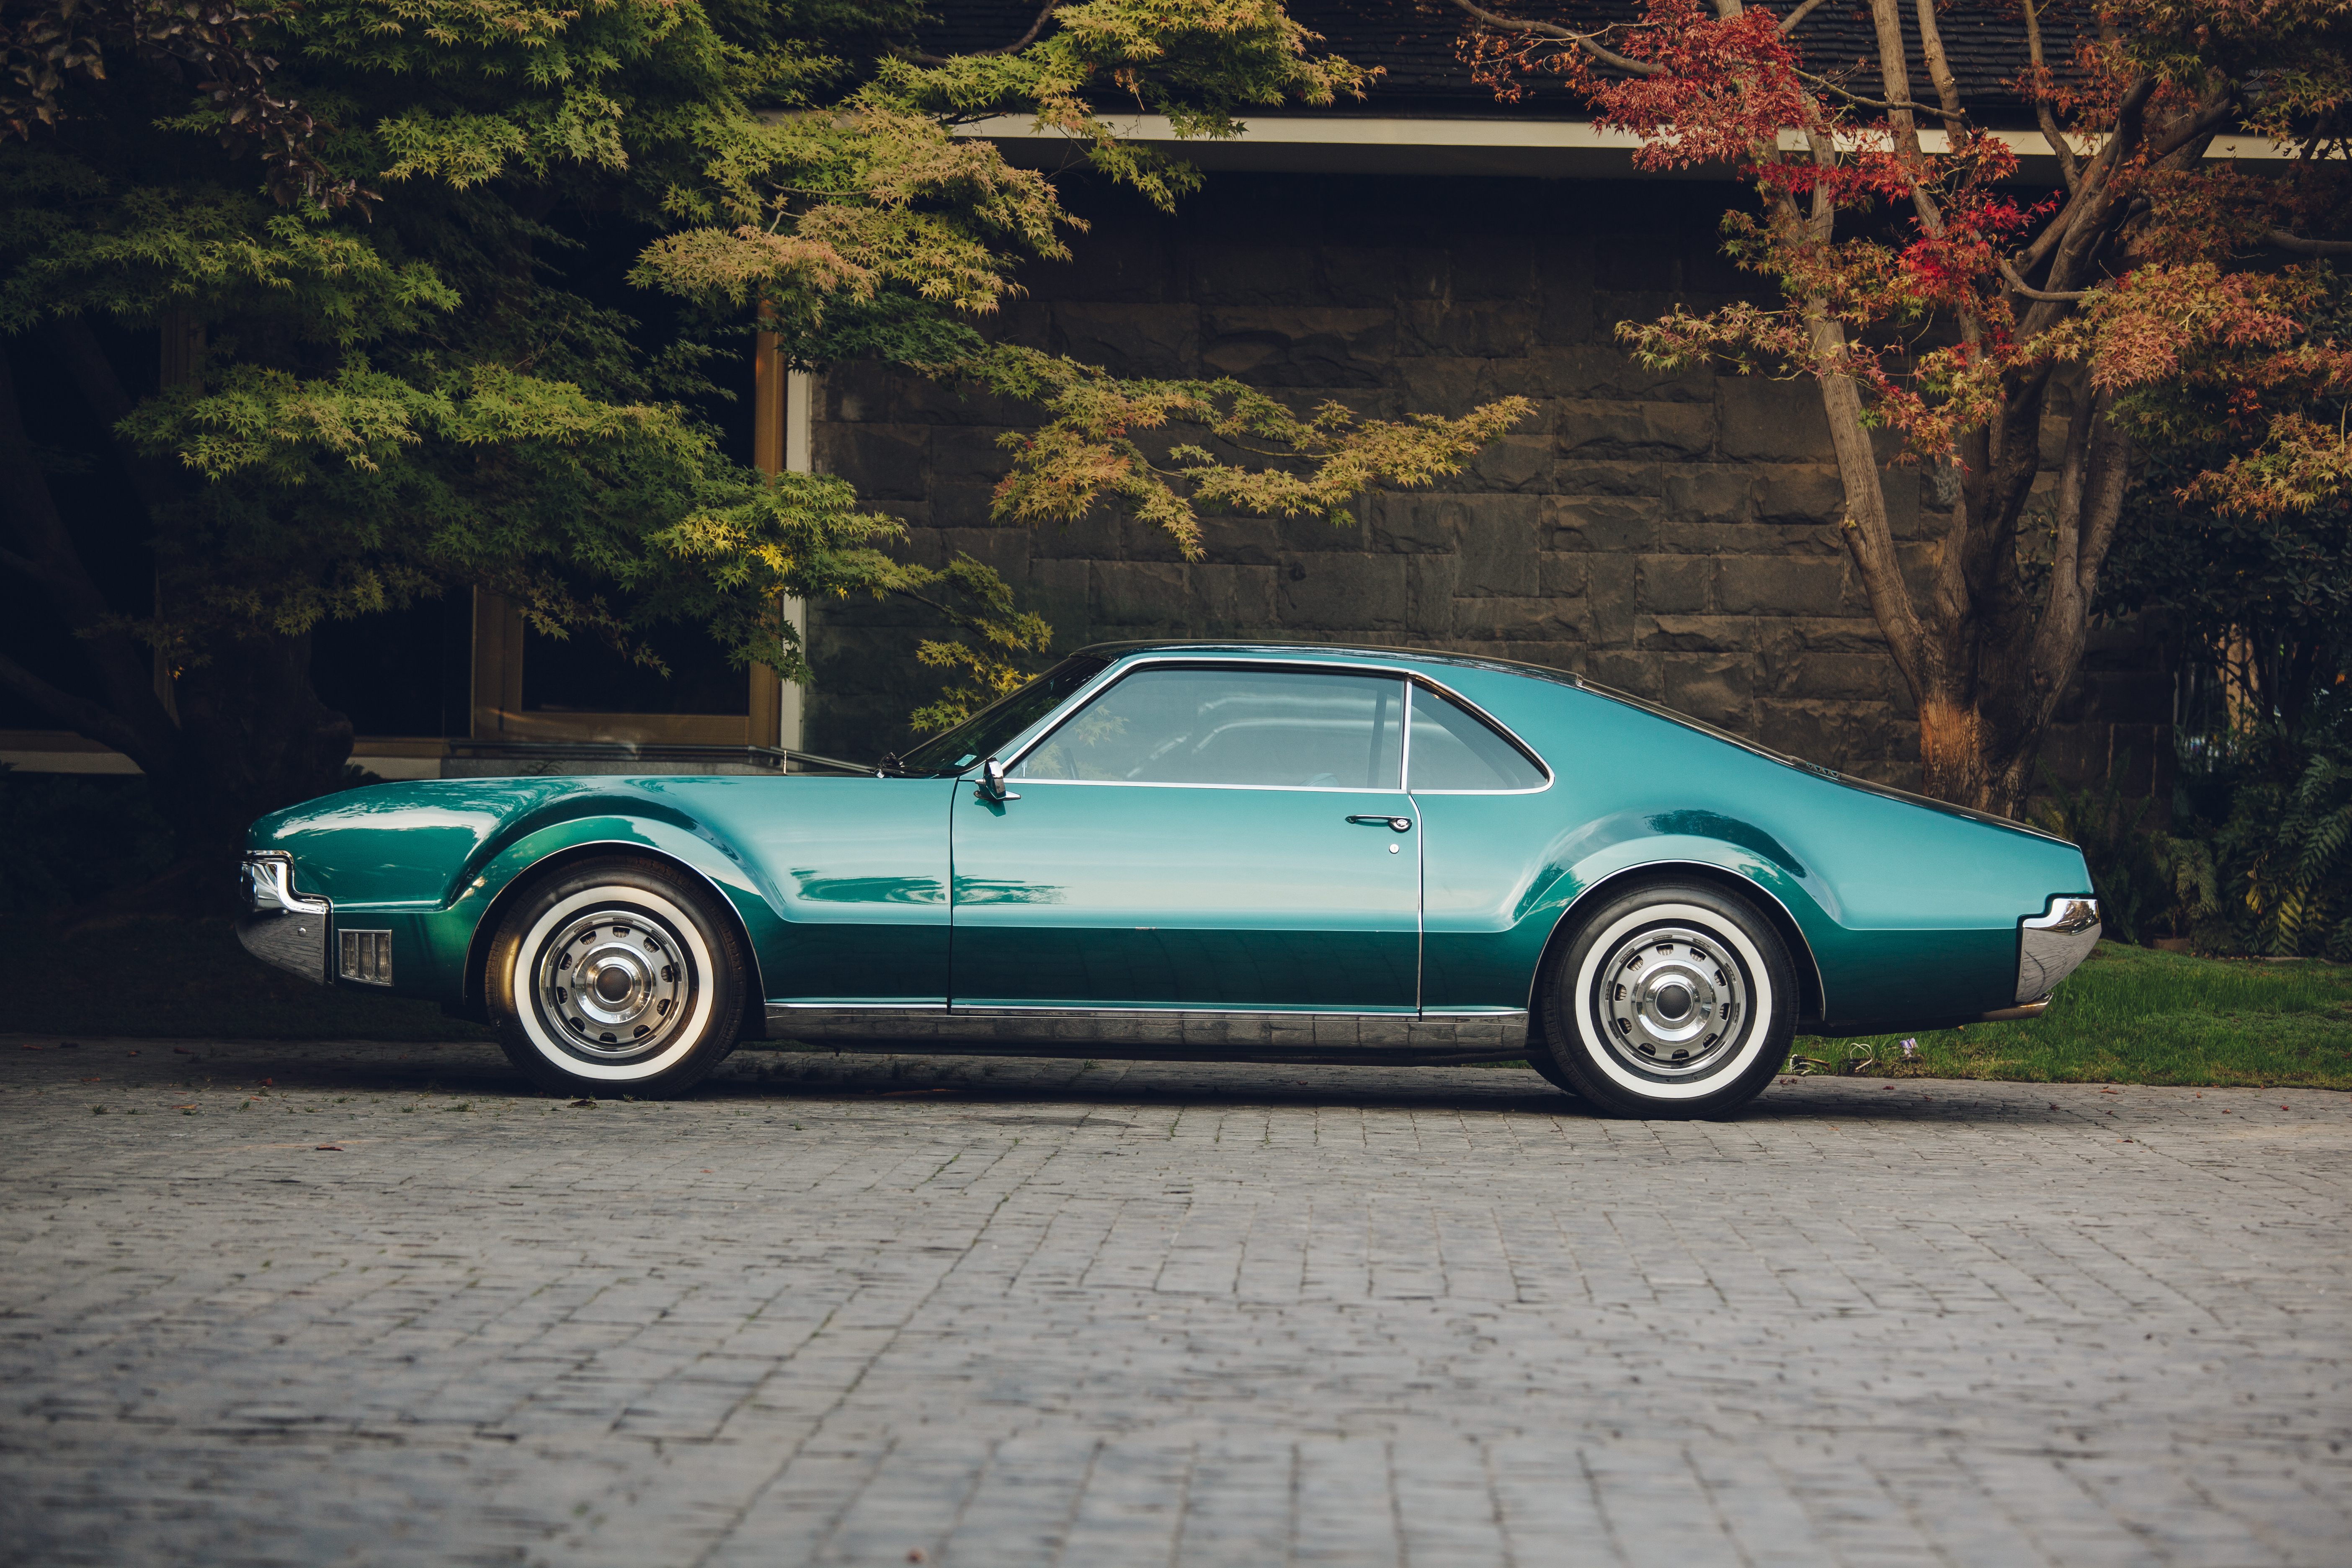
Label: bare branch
xmin=910 ymin=0 xmax=1058 ymax=67
xmin=1442 ymin=0 xmax=1663 ymax=77
xmin=41 ymin=318 xmax=187 ymax=520
xmin=1778 ymin=0 xmax=1832 ymax=36
xmin=2021 ymin=0 xmax=2081 ymax=193
xmin=2001 ymin=258 xmax=2089 ymax=300
xmin=0 ymin=539 xmax=85 ymax=598
xmin=0 ymin=646 xmax=157 ymax=763
xmin=2268 ymin=228 xmax=2352 ymax=256
xmin=0 ymin=341 xmax=178 ymax=745
xmin=1913 ymin=0 xmax=1964 ymax=120
xmin=1865 ymin=0 xmax=1923 ymax=161
xmin=2145 ymin=84 xmax=2241 ymax=167
xmin=1795 ymin=70 xmax=1963 ymax=122
xmin=2015 ymin=75 xmax=2156 ymax=277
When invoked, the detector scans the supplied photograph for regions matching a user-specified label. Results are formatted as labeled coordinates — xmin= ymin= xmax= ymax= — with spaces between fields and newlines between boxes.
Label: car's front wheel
xmin=487 ymin=857 xmax=747 ymax=1099
xmin=1533 ymin=880 xmax=1794 ymax=1118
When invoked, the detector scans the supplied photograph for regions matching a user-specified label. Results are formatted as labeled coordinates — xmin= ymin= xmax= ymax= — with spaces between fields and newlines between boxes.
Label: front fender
xmin=286 ymin=793 xmax=783 ymax=1005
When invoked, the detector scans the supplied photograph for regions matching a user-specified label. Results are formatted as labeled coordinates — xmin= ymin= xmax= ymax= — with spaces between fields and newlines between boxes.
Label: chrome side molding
xmin=765 ymin=1005 xmax=1529 ymax=1057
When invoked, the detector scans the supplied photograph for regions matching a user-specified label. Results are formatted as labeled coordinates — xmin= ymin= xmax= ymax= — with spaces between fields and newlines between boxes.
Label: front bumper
xmin=236 ymin=853 xmax=330 ymax=985
xmin=2015 ymin=895 xmax=2101 ymax=1006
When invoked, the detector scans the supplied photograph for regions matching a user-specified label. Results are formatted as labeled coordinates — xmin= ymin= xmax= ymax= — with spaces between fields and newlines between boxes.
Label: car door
xmin=1404 ymin=682 xmax=1557 ymax=1015
xmin=686 ymin=774 xmax=956 ymax=1006
xmin=949 ymin=663 xmax=1421 ymax=1011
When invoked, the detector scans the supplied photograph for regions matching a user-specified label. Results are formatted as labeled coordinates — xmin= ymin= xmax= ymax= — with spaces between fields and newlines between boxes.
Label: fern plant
xmin=2157 ymin=731 xmax=2352 ymax=959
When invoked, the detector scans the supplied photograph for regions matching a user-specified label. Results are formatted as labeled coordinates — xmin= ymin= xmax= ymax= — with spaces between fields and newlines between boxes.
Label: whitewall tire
xmin=487 ymin=857 xmax=747 ymax=1098
xmin=1534 ymin=880 xmax=1795 ymax=1118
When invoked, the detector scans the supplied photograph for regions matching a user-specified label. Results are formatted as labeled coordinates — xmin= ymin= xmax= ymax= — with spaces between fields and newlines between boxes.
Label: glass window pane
xmin=894 ymin=655 xmax=1109 ymax=775
xmin=1016 ymin=668 xmax=1406 ymax=788
xmin=1408 ymin=687 xmax=1547 ymax=791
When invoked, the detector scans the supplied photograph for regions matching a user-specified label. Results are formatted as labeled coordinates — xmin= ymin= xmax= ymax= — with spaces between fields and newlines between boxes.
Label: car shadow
xmin=2 ymin=1034 xmax=2128 ymax=1124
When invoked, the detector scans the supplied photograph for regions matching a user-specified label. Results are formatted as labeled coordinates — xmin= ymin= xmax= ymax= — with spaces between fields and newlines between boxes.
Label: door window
xmin=1014 ymin=667 xmax=1406 ymax=789
xmin=1407 ymin=686 xmax=1548 ymax=792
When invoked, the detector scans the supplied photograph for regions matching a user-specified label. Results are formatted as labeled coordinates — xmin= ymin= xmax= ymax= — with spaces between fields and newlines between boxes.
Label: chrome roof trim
xmin=990 ymin=650 xmax=1554 ymax=793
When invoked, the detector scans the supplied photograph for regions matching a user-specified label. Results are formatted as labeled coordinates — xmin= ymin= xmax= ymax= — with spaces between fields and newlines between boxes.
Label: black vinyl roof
xmin=917 ymin=1 xmax=2088 ymax=124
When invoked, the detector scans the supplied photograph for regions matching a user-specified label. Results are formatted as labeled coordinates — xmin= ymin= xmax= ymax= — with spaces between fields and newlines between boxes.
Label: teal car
xmin=238 ymin=643 xmax=2101 ymax=1117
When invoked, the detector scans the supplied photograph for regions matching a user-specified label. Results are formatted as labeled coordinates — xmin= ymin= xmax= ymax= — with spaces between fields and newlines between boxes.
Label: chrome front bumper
xmin=2016 ymin=895 xmax=2101 ymax=1006
xmin=236 ymin=853 xmax=330 ymax=985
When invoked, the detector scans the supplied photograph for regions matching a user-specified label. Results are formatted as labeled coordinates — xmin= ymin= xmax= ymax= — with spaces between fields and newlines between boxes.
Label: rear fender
xmin=1531 ymin=846 xmax=1831 ymax=1025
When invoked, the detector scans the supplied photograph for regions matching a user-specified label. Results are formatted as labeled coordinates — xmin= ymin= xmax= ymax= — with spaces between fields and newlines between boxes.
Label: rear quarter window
xmin=1408 ymin=686 xmax=1548 ymax=792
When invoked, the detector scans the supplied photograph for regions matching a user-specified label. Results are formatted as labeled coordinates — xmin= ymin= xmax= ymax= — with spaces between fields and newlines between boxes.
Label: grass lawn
xmin=8 ymin=919 xmax=2347 ymax=1088
xmin=1791 ymin=940 xmax=2352 ymax=1089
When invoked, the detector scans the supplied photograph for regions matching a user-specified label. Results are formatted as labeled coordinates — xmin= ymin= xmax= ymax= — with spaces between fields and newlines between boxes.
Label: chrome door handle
xmin=1346 ymin=815 xmax=1412 ymax=832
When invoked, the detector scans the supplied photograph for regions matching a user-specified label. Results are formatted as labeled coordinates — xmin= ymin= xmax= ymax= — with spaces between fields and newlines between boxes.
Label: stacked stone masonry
xmin=806 ymin=175 xmax=2168 ymax=790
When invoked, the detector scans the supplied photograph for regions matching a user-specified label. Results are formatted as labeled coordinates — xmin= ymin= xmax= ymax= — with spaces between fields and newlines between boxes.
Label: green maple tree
xmin=0 ymin=0 xmax=1527 ymax=908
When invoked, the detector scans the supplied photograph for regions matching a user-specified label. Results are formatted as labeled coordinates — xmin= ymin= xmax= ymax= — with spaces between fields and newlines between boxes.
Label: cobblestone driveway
xmin=1 ymin=1035 xmax=2347 ymax=1567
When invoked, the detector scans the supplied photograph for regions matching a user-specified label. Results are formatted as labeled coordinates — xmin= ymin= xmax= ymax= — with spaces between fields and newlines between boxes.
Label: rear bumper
xmin=2018 ymin=896 xmax=2101 ymax=1004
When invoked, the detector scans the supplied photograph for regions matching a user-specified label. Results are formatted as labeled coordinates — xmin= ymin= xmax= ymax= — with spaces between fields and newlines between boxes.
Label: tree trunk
xmin=0 ymin=333 xmax=356 ymax=924
xmin=1819 ymin=370 xmax=2132 ymax=821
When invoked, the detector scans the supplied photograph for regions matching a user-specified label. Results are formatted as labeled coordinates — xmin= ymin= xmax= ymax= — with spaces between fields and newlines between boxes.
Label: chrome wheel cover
xmin=532 ymin=906 xmax=691 ymax=1061
xmin=1591 ymin=923 xmax=1747 ymax=1078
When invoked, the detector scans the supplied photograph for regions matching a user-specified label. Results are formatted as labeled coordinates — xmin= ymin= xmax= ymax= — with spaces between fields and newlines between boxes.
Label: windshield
xmin=890 ymin=655 xmax=1110 ymax=776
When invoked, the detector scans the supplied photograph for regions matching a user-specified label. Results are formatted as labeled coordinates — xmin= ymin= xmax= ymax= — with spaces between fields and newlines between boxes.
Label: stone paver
xmin=1 ymin=1034 xmax=2347 ymax=1567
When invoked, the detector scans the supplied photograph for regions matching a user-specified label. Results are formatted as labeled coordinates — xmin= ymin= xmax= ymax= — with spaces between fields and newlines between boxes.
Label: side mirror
xmin=980 ymin=756 xmax=1020 ymax=802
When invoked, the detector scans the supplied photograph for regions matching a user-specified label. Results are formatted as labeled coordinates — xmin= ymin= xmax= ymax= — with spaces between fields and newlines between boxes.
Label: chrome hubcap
xmin=534 ymin=908 xmax=688 ymax=1059
xmin=1594 ymin=925 xmax=1745 ymax=1077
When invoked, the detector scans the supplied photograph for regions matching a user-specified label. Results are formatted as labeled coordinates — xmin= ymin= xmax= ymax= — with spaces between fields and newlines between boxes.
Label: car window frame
xmin=995 ymin=656 xmax=1553 ymax=797
xmin=1403 ymin=681 xmax=1554 ymax=796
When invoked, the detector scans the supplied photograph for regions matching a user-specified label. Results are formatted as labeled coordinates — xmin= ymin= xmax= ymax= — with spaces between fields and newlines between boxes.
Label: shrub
xmin=2156 ymin=727 xmax=2352 ymax=959
xmin=2031 ymin=755 xmax=2169 ymax=946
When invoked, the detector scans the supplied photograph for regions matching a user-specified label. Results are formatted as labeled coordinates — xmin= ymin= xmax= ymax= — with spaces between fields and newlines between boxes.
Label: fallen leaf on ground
xmin=315 ymin=1145 xmax=343 ymax=1152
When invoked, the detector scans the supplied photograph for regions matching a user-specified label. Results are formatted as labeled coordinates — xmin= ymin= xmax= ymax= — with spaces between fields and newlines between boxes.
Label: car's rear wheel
xmin=487 ymin=857 xmax=746 ymax=1099
xmin=1533 ymin=880 xmax=1794 ymax=1119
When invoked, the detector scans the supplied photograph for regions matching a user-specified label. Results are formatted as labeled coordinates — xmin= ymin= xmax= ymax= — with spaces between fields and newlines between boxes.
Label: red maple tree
xmin=1447 ymin=0 xmax=2352 ymax=815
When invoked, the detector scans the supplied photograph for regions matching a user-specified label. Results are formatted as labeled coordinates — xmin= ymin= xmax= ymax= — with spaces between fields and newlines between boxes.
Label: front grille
xmin=339 ymin=929 xmax=393 ymax=986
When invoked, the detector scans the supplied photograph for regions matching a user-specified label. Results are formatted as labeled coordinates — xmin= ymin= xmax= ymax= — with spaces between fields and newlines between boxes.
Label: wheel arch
xmin=1529 ymin=860 xmax=1826 ymax=1030
xmin=461 ymin=839 xmax=769 ymax=1016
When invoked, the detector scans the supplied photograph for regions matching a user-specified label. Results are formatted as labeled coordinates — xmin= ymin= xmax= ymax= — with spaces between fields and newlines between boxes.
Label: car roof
xmin=1073 ymin=641 xmax=2068 ymax=843
xmin=1071 ymin=640 xmax=1582 ymax=686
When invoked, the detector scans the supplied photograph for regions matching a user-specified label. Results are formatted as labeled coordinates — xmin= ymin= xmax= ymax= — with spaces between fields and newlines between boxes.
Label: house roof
xmin=916 ymin=1 xmax=2092 ymax=124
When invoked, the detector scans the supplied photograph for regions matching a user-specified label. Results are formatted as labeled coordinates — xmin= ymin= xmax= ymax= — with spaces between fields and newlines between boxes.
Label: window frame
xmin=1402 ymin=680 xmax=1555 ymax=796
xmin=998 ymin=656 xmax=1553 ymax=797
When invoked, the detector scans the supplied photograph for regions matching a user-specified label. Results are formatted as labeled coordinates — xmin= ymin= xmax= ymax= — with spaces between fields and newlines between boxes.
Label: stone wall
xmin=804 ymin=172 xmax=2169 ymax=792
